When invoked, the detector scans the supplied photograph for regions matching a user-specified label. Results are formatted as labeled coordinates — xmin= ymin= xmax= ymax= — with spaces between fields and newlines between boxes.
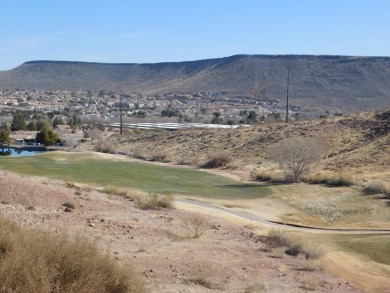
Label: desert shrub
xmin=62 ymin=202 xmax=76 ymax=210
xmin=363 ymin=180 xmax=389 ymax=194
xmin=133 ymin=146 xmax=147 ymax=160
xmin=183 ymin=214 xmax=213 ymax=239
xmin=271 ymin=247 xmax=285 ymax=258
xmin=325 ymin=175 xmax=354 ymax=187
xmin=103 ymin=185 xmax=120 ymax=195
xmin=0 ymin=215 xmax=146 ymax=293
xmin=269 ymin=173 xmax=294 ymax=184
xmin=266 ymin=229 xmax=292 ymax=247
xmin=297 ymin=254 xmax=323 ymax=271
xmin=285 ymin=242 xmax=324 ymax=259
xmin=254 ymin=172 xmax=273 ymax=182
xmin=186 ymin=264 xmax=221 ymax=289
xmin=95 ymin=140 xmax=117 ymax=154
xmin=66 ymin=181 xmax=76 ymax=188
xmin=150 ymin=150 xmax=170 ymax=162
xmin=306 ymin=175 xmax=329 ymax=185
xmin=265 ymin=229 xmax=324 ymax=260
xmin=306 ymin=174 xmax=354 ymax=187
xmin=270 ymin=137 xmax=324 ymax=182
xmin=136 ymin=192 xmax=174 ymax=210
xmin=201 ymin=151 xmax=231 ymax=168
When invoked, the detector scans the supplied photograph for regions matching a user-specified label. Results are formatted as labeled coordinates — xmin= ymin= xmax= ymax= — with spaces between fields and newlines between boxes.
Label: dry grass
xmin=136 ymin=192 xmax=174 ymax=210
xmin=186 ymin=264 xmax=221 ymax=290
xmin=65 ymin=181 xmax=76 ymax=188
xmin=244 ymin=283 xmax=268 ymax=293
xmin=0 ymin=214 xmax=146 ymax=293
xmin=150 ymin=149 xmax=170 ymax=162
xmin=103 ymin=185 xmax=120 ymax=195
xmin=363 ymin=179 xmax=389 ymax=194
xmin=95 ymin=140 xmax=117 ymax=154
xmin=306 ymin=174 xmax=354 ymax=187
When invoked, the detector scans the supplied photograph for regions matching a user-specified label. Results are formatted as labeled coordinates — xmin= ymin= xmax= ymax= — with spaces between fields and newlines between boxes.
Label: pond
xmin=0 ymin=149 xmax=44 ymax=157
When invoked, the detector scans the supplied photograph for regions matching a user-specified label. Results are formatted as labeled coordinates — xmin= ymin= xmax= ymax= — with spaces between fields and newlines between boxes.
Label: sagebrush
xmin=0 ymin=215 xmax=146 ymax=293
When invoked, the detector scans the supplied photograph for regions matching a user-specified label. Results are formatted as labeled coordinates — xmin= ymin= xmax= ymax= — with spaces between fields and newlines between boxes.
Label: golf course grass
xmin=333 ymin=234 xmax=390 ymax=266
xmin=0 ymin=151 xmax=271 ymax=199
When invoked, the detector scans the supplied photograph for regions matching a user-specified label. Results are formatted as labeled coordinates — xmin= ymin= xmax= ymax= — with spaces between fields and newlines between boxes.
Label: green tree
xmin=36 ymin=128 xmax=58 ymax=146
xmin=211 ymin=112 xmax=223 ymax=124
xmin=11 ymin=111 xmax=27 ymax=131
xmin=0 ymin=129 xmax=11 ymax=154
xmin=36 ymin=120 xmax=51 ymax=131
xmin=247 ymin=111 xmax=257 ymax=123
xmin=52 ymin=117 xmax=65 ymax=128
xmin=26 ymin=121 xmax=37 ymax=131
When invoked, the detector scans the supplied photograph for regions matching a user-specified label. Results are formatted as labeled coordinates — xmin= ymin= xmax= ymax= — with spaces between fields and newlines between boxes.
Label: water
xmin=0 ymin=149 xmax=43 ymax=157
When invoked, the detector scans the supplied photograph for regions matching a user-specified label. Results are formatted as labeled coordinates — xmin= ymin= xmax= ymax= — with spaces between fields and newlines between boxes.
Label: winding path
xmin=177 ymin=198 xmax=390 ymax=235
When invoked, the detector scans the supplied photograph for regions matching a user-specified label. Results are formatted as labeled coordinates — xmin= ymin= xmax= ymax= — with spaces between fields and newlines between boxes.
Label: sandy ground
xmin=0 ymin=168 xmax=371 ymax=293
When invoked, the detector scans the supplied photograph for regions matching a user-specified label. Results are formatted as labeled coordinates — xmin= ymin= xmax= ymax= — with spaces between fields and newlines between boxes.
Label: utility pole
xmin=119 ymin=92 xmax=123 ymax=135
xmin=286 ymin=68 xmax=290 ymax=124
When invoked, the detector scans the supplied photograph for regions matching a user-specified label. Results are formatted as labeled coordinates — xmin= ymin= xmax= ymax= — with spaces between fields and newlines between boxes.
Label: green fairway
xmin=0 ymin=152 xmax=271 ymax=199
xmin=333 ymin=234 xmax=390 ymax=265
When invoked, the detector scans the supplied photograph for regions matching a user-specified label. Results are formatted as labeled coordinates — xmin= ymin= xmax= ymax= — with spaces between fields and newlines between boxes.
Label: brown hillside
xmin=78 ymin=108 xmax=390 ymax=184
xmin=1 ymin=55 xmax=390 ymax=111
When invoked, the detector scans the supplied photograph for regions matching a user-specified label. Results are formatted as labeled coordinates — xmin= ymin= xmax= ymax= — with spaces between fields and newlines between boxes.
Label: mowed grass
xmin=333 ymin=234 xmax=390 ymax=265
xmin=0 ymin=152 xmax=271 ymax=199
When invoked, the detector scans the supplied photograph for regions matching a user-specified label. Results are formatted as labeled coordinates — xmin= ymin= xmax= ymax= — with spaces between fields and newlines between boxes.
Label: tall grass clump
xmin=254 ymin=171 xmax=299 ymax=184
xmin=103 ymin=185 xmax=120 ymax=195
xmin=324 ymin=175 xmax=354 ymax=187
xmin=150 ymin=150 xmax=170 ymax=163
xmin=0 ymin=215 xmax=146 ymax=293
xmin=136 ymin=192 xmax=174 ymax=210
xmin=363 ymin=179 xmax=389 ymax=195
xmin=307 ymin=174 xmax=354 ymax=187
xmin=95 ymin=140 xmax=117 ymax=154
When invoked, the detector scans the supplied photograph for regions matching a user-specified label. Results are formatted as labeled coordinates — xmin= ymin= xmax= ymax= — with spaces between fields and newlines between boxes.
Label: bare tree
xmin=184 ymin=214 xmax=213 ymax=239
xmin=270 ymin=137 xmax=323 ymax=182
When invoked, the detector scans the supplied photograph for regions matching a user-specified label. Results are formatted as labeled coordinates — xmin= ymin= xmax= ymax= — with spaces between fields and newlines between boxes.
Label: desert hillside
xmin=1 ymin=55 xmax=390 ymax=111
xmin=78 ymin=108 xmax=390 ymax=185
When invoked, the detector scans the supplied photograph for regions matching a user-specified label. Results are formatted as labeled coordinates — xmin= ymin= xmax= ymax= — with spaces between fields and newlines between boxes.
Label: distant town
xmin=0 ymin=89 xmax=307 ymax=127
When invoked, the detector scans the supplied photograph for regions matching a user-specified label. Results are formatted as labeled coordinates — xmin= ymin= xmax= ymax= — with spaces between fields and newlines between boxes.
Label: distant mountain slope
xmin=1 ymin=54 xmax=390 ymax=111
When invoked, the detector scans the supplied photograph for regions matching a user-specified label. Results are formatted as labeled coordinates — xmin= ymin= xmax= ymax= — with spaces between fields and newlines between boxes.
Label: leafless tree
xmin=270 ymin=136 xmax=323 ymax=182
xmin=184 ymin=214 xmax=213 ymax=239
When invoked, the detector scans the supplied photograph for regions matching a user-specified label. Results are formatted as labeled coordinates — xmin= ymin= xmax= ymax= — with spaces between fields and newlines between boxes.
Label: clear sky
xmin=0 ymin=0 xmax=389 ymax=70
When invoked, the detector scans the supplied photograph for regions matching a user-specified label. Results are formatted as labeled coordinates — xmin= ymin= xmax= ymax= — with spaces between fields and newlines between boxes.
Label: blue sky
xmin=0 ymin=0 xmax=389 ymax=70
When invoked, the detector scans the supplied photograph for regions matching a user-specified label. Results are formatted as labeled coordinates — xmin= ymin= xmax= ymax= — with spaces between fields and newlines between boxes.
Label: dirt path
xmin=177 ymin=198 xmax=390 ymax=235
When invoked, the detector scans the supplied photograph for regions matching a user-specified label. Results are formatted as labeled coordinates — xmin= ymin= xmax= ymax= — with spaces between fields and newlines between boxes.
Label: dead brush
xmin=183 ymin=214 xmax=213 ymax=239
xmin=150 ymin=149 xmax=170 ymax=162
xmin=0 ymin=215 xmax=146 ymax=293
xmin=201 ymin=151 xmax=231 ymax=168
xmin=95 ymin=140 xmax=117 ymax=154
xmin=136 ymin=192 xmax=174 ymax=210
xmin=363 ymin=179 xmax=389 ymax=194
